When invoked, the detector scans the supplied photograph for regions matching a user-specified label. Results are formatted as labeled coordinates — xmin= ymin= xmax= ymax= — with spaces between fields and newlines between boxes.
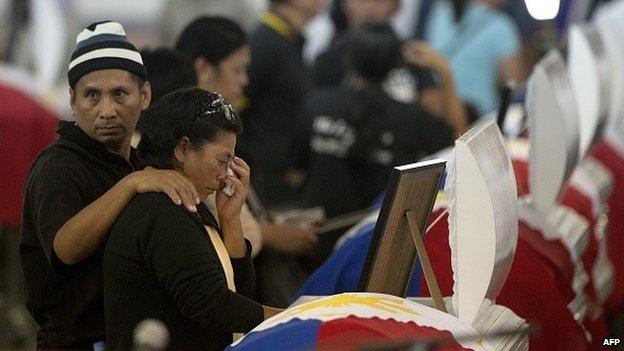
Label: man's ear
xmin=140 ymin=81 xmax=152 ymax=110
xmin=69 ymin=88 xmax=76 ymax=115
xmin=174 ymin=136 xmax=192 ymax=164
xmin=195 ymin=57 xmax=216 ymax=86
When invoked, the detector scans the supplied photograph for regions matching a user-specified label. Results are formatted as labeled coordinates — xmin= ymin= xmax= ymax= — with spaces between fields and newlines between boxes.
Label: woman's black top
xmin=103 ymin=192 xmax=263 ymax=351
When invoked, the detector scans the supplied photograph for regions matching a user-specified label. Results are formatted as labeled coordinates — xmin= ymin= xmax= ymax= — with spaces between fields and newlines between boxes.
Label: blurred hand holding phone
xmin=402 ymin=40 xmax=450 ymax=76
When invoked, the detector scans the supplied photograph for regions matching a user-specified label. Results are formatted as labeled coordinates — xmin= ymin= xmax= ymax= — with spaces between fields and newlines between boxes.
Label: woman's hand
xmin=216 ymin=156 xmax=250 ymax=225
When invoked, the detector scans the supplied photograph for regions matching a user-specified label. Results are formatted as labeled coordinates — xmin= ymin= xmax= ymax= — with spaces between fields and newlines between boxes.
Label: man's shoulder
xmin=27 ymin=141 xmax=86 ymax=181
xmin=250 ymin=23 xmax=295 ymax=53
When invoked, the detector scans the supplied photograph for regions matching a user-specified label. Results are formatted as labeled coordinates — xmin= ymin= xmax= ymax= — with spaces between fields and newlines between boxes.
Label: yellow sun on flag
xmin=272 ymin=293 xmax=422 ymax=324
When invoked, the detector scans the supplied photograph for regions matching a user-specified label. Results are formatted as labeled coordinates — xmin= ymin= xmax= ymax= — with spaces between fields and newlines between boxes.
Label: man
xmin=19 ymin=21 xmax=198 ymax=349
xmin=240 ymin=0 xmax=323 ymax=208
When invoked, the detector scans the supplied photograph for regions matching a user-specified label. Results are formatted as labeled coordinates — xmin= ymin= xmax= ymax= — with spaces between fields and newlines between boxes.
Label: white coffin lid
xmin=526 ymin=50 xmax=580 ymax=213
xmin=568 ymin=24 xmax=609 ymax=157
xmin=446 ymin=120 xmax=518 ymax=325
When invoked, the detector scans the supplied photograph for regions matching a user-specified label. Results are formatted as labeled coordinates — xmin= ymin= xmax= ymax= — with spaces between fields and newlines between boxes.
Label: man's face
xmin=70 ymin=69 xmax=151 ymax=153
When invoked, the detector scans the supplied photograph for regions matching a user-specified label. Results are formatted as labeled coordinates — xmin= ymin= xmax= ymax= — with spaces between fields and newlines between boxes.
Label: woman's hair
xmin=175 ymin=16 xmax=247 ymax=66
xmin=348 ymin=22 xmax=402 ymax=84
xmin=138 ymin=88 xmax=242 ymax=169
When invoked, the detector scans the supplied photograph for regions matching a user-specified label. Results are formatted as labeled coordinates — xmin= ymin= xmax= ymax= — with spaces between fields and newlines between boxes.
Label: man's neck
xmin=105 ymin=140 xmax=132 ymax=161
xmin=271 ymin=4 xmax=309 ymax=33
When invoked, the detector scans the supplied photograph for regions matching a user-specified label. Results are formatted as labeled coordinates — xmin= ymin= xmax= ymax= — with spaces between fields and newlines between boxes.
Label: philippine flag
xmin=227 ymin=293 xmax=489 ymax=351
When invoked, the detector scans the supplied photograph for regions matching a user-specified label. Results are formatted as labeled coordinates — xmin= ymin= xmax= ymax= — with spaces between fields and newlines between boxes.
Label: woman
xmin=175 ymin=16 xmax=250 ymax=110
xmin=103 ymin=88 xmax=281 ymax=350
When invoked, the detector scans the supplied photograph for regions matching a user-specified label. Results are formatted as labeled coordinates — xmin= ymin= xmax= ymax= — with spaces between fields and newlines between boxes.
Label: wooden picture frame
xmin=357 ymin=159 xmax=446 ymax=299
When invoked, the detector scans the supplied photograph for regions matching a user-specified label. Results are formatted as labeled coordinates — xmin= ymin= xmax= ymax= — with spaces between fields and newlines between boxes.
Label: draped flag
xmin=591 ymin=137 xmax=624 ymax=312
xmin=227 ymin=293 xmax=489 ymax=351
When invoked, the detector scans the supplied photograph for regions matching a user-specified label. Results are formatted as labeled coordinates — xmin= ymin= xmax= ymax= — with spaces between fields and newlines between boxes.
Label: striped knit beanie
xmin=68 ymin=21 xmax=147 ymax=88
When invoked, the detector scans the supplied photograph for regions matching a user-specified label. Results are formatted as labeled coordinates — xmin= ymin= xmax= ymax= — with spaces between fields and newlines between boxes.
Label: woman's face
xmin=201 ymin=45 xmax=251 ymax=104
xmin=180 ymin=132 xmax=236 ymax=200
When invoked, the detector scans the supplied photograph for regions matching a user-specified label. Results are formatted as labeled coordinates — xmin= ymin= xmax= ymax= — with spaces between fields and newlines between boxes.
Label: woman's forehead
xmin=204 ymin=132 xmax=236 ymax=156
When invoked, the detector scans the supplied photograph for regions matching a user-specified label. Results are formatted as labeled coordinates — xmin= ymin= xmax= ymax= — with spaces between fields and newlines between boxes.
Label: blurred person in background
xmin=424 ymin=0 xmax=524 ymax=115
xmin=240 ymin=0 xmax=324 ymax=208
xmin=313 ymin=0 xmax=468 ymax=129
xmin=294 ymin=22 xmax=457 ymax=220
xmin=175 ymin=17 xmax=251 ymax=111
xmin=289 ymin=23 xmax=461 ymax=278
